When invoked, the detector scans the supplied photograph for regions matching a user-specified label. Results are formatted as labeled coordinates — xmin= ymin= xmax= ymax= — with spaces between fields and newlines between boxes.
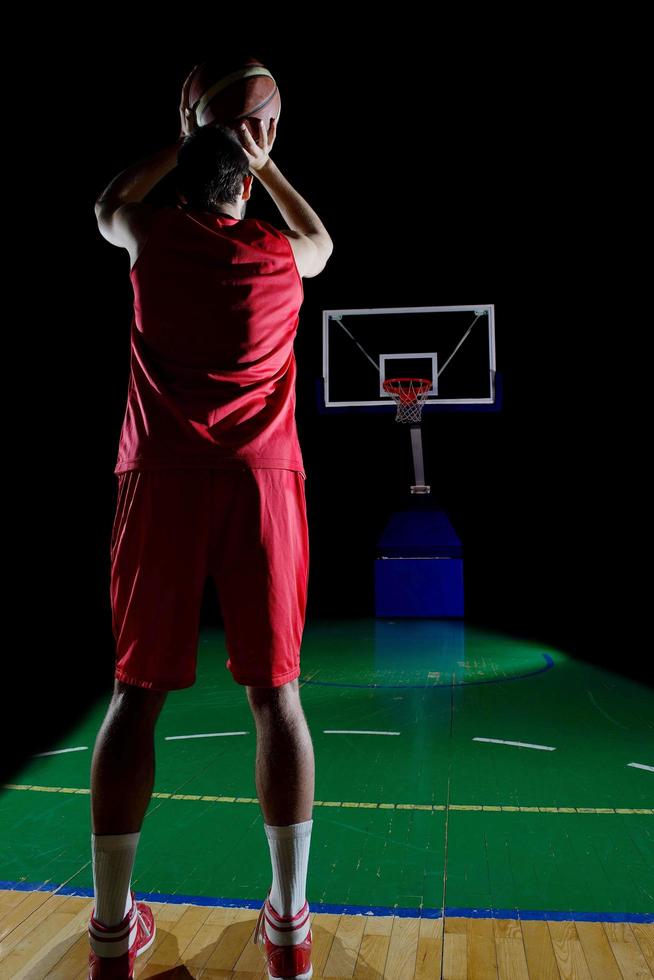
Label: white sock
xmin=91 ymin=832 xmax=140 ymax=927
xmin=264 ymin=819 xmax=313 ymax=918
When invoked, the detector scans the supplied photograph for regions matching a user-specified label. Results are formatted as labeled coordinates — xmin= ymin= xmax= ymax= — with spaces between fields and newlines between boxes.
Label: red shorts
xmin=109 ymin=467 xmax=309 ymax=691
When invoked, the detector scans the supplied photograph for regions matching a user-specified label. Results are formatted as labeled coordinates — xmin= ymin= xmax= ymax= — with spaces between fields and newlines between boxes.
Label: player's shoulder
xmin=243 ymin=218 xmax=309 ymax=252
xmin=239 ymin=218 xmax=302 ymax=257
xmin=242 ymin=216 xmax=287 ymax=240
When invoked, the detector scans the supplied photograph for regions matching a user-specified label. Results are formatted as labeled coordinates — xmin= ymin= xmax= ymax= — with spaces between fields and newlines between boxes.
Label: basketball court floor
xmin=1 ymin=618 xmax=652 ymax=977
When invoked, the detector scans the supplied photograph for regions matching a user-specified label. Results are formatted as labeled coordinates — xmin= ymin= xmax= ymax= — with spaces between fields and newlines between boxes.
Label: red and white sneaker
xmin=88 ymin=890 xmax=156 ymax=979
xmin=253 ymin=888 xmax=313 ymax=980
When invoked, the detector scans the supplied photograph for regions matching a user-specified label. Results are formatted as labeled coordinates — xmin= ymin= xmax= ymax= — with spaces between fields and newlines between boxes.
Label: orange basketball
xmin=187 ymin=55 xmax=281 ymax=141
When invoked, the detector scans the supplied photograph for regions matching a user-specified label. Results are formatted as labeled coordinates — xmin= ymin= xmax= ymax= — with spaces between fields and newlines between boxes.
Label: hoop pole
xmin=409 ymin=425 xmax=430 ymax=494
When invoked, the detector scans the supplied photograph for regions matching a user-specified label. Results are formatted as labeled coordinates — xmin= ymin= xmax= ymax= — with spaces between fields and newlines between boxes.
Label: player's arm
xmin=94 ymin=65 xmax=198 ymax=253
xmin=238 ymin=118 xmax=333 ymax=279
xmin=94 ymin=142 xmax=181 ymax=251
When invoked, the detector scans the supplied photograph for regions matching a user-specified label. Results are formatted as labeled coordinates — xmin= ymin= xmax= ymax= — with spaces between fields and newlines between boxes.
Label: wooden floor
xmin=0 ymin=890 xmax=652 ymax=979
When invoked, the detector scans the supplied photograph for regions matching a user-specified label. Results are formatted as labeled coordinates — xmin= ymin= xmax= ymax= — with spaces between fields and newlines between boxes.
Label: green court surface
xmin=1 ymin=619 xmax=652 ymax=921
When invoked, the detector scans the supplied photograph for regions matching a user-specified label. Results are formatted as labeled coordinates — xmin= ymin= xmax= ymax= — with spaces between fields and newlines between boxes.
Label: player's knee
xmin=112 ymin=679 xmax=168 ymax=715
xmin=246 ymin=677 xmax=300 ymax=710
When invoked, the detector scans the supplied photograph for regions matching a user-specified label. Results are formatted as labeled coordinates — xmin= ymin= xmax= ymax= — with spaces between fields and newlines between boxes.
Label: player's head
xmin=176 ymin=123 xmax=253 ymax=217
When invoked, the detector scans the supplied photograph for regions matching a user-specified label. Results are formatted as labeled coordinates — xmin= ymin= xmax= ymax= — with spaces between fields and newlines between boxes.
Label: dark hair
xmin=176 ymin=123 xmax=250 ymax=210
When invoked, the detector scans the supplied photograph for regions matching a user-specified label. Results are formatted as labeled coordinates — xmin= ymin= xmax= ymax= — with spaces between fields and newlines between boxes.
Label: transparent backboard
xmin=321 ymin=304 xmax=497 ymax=412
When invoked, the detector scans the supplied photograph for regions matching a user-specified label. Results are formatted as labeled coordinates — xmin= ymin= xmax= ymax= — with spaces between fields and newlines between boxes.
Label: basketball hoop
xmin=383 ymin=377 xmax=432 ymax=424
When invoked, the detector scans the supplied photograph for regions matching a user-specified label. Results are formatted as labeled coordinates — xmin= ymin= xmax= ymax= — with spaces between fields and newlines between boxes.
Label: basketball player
xmin=87 ymin=66 xmax=332 ymax=979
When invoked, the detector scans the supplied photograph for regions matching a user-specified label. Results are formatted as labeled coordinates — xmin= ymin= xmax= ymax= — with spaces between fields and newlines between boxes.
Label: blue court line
xmin=301 ymin=653 xmax=555 ymax=689
xmin=2 ymin=881 xmax=651 ymax=924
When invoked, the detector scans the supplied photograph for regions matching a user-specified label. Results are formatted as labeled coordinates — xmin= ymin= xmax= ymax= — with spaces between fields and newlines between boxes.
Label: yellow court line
xmin=1 ymin=784 xmax=652 ymax=815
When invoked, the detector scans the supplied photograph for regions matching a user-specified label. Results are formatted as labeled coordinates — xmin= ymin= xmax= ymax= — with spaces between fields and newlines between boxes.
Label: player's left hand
xmin=179 ymin=65 xmax=199 ymax=138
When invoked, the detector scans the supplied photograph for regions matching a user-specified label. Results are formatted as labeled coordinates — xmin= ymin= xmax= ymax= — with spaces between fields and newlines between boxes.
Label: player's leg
xmin=246 ymin=677 xmax=315 ymax=826
xmin=91 ymin=679 xmax=167 ymax=835
xmin=247 ymin=677 xmax=315 ymax=922
xmin=90 ymin=469 xmax=210 ymax=943
xmin=210 ymin=468 xmax=313 ymax=920
xmin=89 ymin=680 xmax=167 ymax=930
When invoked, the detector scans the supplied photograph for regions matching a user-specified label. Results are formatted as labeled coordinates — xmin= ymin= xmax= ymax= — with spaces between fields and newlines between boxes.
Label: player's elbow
xmin=94 ymin=194 xmax=122 ymax=221
xmin=316 ymin=235 xmax=334 ymax=267
xmin=94 ymin=198 xmax=111 ymax=229
xmin=307 ymin=241 xmax=334 ymax=278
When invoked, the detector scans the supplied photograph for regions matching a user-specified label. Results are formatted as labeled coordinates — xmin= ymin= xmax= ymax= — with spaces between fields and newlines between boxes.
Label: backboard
xmin=320 ymin=304 xmax=498 ymax=413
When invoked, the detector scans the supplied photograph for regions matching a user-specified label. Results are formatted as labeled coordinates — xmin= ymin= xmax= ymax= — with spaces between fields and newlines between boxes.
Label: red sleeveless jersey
xmin=114 ymin=205 xmax=305 ymax=475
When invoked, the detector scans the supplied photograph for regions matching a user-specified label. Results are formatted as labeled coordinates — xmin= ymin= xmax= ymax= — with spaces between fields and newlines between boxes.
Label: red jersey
xmin=114 ymin=205 xmax=305 ymax=475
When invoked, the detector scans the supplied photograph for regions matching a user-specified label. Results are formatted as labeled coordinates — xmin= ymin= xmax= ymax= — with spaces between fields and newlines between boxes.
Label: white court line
xmin=165 ymin=731 xmax=249 ymax=741
xmin=32 ymin=746 xmax=89 ymax=757
xmin=628 ymin=762 xmax=654 ymax=772
xmin=473 ymin=737 xmax=556 ymax=751
xmin=324 ymin=730 xmax=401 ymax=736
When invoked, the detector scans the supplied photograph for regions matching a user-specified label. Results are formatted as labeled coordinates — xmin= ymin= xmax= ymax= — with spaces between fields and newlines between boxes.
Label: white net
xmin=383 ymin=378 xmax=432 ymax=423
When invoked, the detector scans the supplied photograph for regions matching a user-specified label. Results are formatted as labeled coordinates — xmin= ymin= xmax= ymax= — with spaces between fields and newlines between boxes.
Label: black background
xmin=3 ymin=24 xmax=648 ymax=782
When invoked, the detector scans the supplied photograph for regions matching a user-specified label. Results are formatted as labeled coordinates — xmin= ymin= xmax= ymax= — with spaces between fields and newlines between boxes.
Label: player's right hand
xmin=237 ymin=117 xmax=276 ymax=172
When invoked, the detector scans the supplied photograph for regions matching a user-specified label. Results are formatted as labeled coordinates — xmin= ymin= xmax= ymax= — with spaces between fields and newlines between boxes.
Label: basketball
xmin=187 ymin=55 xmax=281 ymax=141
